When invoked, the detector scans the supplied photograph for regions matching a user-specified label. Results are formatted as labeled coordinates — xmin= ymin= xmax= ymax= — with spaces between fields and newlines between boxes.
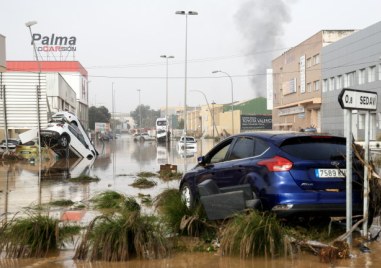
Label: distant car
xmin=40 ymin=120 xmax=97 ymax=160
xmin=179 ymin=132 xmax=368 ymax=222
xmin=0 ymin=139 xmax=20 ymax=152
xmin=133 ymin=133 xmax=155 ymax=142
xmin=177 ymin=136 xmax=197 ymax=151
xmin=303 ymin=127 xmax=317 ymax=133
xmin=16 ymin=140 xmax=38 ymax=159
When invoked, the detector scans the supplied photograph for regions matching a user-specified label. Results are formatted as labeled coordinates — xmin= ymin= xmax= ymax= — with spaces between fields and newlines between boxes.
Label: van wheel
xmin=59 ymin=134 xmax=70 ymax=148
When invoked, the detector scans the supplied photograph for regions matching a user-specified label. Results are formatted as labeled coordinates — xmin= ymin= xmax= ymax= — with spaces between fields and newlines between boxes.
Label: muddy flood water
xmin=1 ymin=134 xmax=381 ymax=267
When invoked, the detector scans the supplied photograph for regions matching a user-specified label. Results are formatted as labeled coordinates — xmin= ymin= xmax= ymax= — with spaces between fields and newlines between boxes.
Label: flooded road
xmin=1 ymin=134 xmax=381 ymax=267
xmin=0 ymin=134 xmax=207 ymax=215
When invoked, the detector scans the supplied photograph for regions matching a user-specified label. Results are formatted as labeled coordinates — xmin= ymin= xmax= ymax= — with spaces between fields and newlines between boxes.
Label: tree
xmin=130 ymin=105 xmax=160 ymax=129
xmin=88 ymin=106 xmax=111 ymax=130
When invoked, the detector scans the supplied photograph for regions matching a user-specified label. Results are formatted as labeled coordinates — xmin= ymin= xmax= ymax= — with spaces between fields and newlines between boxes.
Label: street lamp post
xmin=160 ymin=55 xmax=174 ymax=147
xmin=112 ymin=82 xmax=115 ymax=139
xmin=176 ymin=10 xmax=198 ymax=172
xmin=26 ymin=20 xmax=42 ymax=204
xmin=212 ymin=70 xmax=234 ymax=135
xmin=211 ymin=101 xmax=216 ymax=139
xmin=190 ymin=90 xmax=219 ymax=138
xmin=137 ymin=89 xmax=141 ymax=131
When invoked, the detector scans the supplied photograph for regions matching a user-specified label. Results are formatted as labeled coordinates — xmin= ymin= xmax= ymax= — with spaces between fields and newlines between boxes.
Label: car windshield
xmin=181 ymin=137 xmax=195 ymax=142
xmin=279 ymin=136 xmax=346 ymax=161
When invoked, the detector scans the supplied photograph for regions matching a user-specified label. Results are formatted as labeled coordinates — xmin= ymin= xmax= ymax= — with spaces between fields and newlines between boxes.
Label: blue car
xmin=179 ymin=132 xmax=366 ymax=220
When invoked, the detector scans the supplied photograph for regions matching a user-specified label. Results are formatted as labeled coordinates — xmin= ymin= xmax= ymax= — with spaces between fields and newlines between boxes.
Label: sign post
xmin=338 ymin=88 xmax=378 ymax=244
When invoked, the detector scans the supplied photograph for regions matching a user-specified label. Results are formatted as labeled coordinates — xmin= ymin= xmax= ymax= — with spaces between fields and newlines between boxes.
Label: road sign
xmin=338 ymin=88 xmax=378 ymax=244
xmin=338 ymin=88 xmax=378 ymax=111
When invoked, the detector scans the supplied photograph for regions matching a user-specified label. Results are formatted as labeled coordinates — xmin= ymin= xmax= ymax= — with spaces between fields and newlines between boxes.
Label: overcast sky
xmin=1 ymin=0 xmax=380 ymax=114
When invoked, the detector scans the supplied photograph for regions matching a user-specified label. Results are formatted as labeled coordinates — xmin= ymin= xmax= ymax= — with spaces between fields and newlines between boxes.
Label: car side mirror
xmin=197 ymin=156 xmax=206 ymax=165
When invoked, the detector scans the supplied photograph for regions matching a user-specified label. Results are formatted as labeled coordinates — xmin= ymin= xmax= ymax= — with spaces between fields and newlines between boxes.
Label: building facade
xmin=271 ymin=30 xmax=354 ymax=132
xmin=0 ymin=71 xmax=49 ymax=140
xmin=321 ymin=21 xmax=381 ymax=140
xmin=0 ymin=61 xmax=89 ymax=140
xmin=185 ymin=97 xmax=272 ymax=138
xmin=6 ymin=61 xmax=89 ymax=128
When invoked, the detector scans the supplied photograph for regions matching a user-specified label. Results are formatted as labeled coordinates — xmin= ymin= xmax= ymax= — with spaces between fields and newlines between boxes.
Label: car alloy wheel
xmin=180 ymin=183 xmax=193 ymax=209
xmin=59 ymin=134 xmax=69 ymax=148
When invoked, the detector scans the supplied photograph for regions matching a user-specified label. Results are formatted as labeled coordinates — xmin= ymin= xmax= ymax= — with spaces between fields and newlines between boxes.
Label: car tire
xmin=180 ymin=182 xmax=194 ymax=209
xmin=59 ymin=134 xmax=70 ymax=148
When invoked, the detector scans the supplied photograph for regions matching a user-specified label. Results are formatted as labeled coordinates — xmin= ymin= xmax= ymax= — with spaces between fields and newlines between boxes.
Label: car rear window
xmin=279 ymin=136 xmax=346 ymax=160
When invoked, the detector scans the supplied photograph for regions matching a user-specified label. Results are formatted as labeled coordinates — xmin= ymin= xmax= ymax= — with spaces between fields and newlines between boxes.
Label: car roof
xmin=232 ymin=132 xmax=345 ymax=146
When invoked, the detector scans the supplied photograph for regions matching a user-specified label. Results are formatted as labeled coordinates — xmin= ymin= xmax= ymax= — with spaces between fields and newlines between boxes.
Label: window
xmin=307 ymin=82 xmax=312 ymax=92
xmin=228 ymin=137 xmax=255 ymax=160
xmin=358 ymin=114 xmax=365 ymax=130
xmin=313 ymin=54 xmax=320 ymax=65
xmin=280 ymin=136 xmax=346 ymax=161
xmin=254 ymin=139 xmax=269 ymax=156
xmin=314 ymin=80 xmax=320 ymax=91
xmin=329 ymin=77 xmax=335 ymax=91
xmin=345 ymin=72 xmax=355 ymax=87
xmin=368 ymin=65 xmax=376 ymax=82
xmin=358 ymin=69 xmax=366 ymax=84
xmin=306 ymin=58 xmax=312 ymax=68
xmin=210 ymin=140 xmax=232 ymax=164
xmin=336 ymin=75 xmax=343 ymax=89
xmin=322 ymin=79 xmax=328 ymax=92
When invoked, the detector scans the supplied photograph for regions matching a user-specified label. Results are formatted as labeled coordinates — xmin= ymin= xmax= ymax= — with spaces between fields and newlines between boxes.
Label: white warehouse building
xmin=0 ymin=61 xmax=89 ymax=140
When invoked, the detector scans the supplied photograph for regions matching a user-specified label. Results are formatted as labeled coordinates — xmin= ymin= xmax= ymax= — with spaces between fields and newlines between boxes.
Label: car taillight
xmin=258 ymin=156 xmax=293 ymax=172
xmin=57 ymin=124 xmax=64 ymax=127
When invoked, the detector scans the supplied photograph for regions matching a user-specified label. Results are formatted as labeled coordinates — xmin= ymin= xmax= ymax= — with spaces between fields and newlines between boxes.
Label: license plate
xmin=315 ymin=169 xmax=346 ymax=178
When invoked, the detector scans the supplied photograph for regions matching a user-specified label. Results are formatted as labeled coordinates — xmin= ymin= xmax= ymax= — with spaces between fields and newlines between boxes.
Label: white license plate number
xmin=316 ymin=169 xmax=346 ymax=178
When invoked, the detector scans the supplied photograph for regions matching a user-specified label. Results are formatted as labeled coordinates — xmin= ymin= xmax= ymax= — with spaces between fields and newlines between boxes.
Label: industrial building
xmin=321 ymin=21 xmax=381 ymax=140
xmin=0 ymin=61 xmax=90 ymax=140
xmin=271 ymin=30 xmax=355 ymax=132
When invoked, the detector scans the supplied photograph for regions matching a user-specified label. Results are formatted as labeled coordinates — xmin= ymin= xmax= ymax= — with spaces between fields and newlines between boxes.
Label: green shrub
xmin=67 ymin=175 xmax=100 ymax=182
xmin=155 ymin=189 xmax=215 ymax=238
xmin=90 ymin=191 xmax=141 ymax=214
xmin=49 ymin=199 xmax=75 ymax=207
xmin=91 ymin=190 xmax=126 ymax=210
xmin=0 ymin=214 xmax=80 ymax=258
xmin=130 ymin=177 xmax=157 ymax=188
xmin=219 ymin=210 xmax=287 ymax=258
xmin=74 ymin=212 xmax=167 ymax=261
xmin=137 ymin=171 xmax=157 ymax=178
